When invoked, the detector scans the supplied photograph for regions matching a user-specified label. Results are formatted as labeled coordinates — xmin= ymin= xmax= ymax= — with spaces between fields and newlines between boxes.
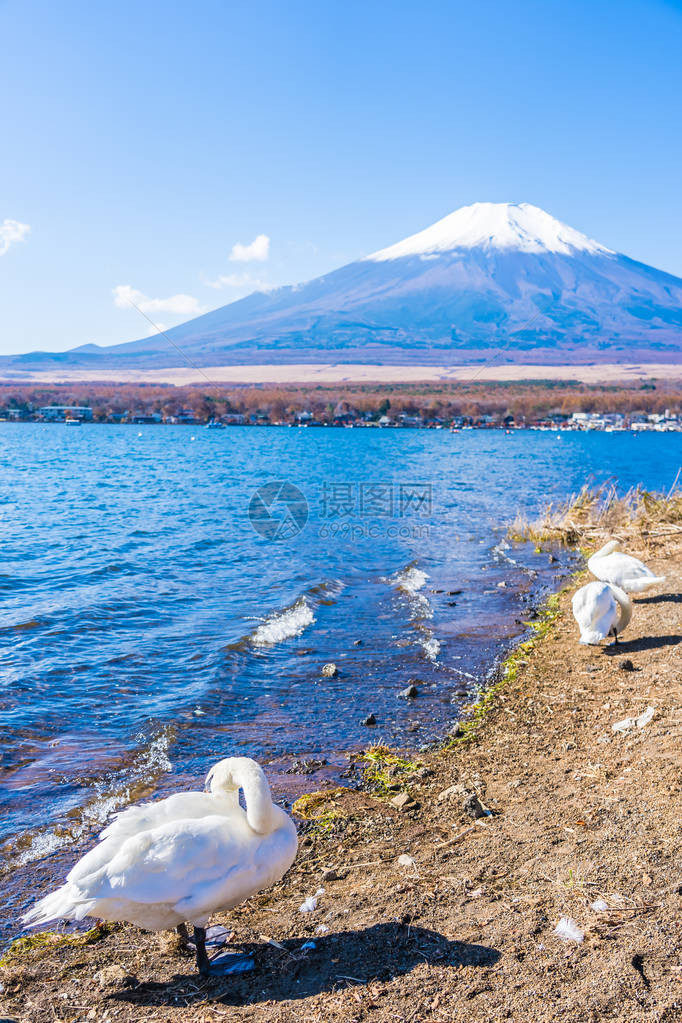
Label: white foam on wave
xmin=388 ymin=565 xmax=442 ymax=662
xmin=389 ymin=565 xmax=433 ymax=619
xmin=251 ymin=597 xmax=315 ymax=646
xmin=7 ymin=728 xmax=173 ymax=871
xmin=393 ymin=566 xmax=429 ymax=595
xmin=419 ymin=633 xmax=441 ymax=663
xmin=13 ymin=828 xmax=72 ymax=867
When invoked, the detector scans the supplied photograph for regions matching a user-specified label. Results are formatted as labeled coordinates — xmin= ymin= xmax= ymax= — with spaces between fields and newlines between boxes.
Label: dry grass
xmin=508 ymin=473 xmax=682 ymax=549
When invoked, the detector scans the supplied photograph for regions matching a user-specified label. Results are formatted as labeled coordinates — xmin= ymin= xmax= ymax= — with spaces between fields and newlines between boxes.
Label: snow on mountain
xmin=366 ymin=202 xmax=612 ymax=260
xmin=4 ymin=203 xmax=681 ymax=370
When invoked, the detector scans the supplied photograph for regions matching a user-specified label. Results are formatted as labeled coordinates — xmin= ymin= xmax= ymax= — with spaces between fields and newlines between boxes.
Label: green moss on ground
xmin=0 ymin=923 xmax=114 ymax=966
xmin=440 ymin=573 xmax=587 ymax=752
xmin=359 ymin=745 xmax=422 ymax=796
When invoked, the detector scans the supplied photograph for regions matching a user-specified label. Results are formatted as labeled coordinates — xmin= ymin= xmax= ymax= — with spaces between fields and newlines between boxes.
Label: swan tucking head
xmin=204 ymin=756 xmax=270 ymax=797
xmin=204 ymin=756 xmax=278 ymax=834
xmin=205 ymin=757 xmax=243 ymax=794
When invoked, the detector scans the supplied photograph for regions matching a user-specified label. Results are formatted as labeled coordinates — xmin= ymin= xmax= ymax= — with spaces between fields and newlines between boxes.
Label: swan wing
xmin=67 ymin=792 xmax=235 ymax=886
xmin=72 ymin=816 xmax=246 ymax=908
xmin=100 ymin=792 xmax=222 ymax=841
xmin=590 ymin=552 xmax=663 ymax=590
xmin=173 ymin=816 xmax=298 ymax=921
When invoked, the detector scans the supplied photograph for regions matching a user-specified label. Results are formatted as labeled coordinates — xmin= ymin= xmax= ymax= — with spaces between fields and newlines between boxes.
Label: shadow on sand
xmin=635 ymin=593 xmax=682 ymax=605
xmin=604 ymin=633 xmax=682 ymax=654
xmin=111 ymin=922 xmax=501 ymax=1007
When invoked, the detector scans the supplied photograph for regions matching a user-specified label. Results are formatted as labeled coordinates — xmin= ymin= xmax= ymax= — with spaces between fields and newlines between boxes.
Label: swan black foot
xmin=193 ymin=926 xmax=254 ymax=977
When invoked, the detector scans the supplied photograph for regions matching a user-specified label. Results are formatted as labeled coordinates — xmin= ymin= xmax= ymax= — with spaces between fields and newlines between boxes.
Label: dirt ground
xmin=2 ymin=537 xmax=680 ymax=1023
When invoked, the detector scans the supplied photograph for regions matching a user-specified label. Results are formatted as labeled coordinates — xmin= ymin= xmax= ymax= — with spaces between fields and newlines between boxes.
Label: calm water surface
xmin=0 ymin=424 xmax=679 ymax=936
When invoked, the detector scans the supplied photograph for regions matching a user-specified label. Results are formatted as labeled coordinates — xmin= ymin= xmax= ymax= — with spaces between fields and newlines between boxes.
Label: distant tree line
xmin=0 ymin=378 xmax=679 ymax=423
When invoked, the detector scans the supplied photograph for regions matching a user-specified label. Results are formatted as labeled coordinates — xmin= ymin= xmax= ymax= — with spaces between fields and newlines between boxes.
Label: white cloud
xmin=229 ymin=233 xmax=270 ymax=263
xmin=0 ymin=219 xmax=30 ymax=256
xmin=113 ymin=284 xmax=204 ymax=318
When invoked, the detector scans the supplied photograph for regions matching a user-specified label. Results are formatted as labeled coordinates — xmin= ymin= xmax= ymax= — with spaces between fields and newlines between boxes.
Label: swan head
xmin=204 ymin=756 xmax=271 ymax=797
xmin=597 ymin=539 xmax=621 ymax=556
xmin=204 ymin=756 xmax=278 ymax=834
xmin=205 ymin=757 xmax=247 ymax=794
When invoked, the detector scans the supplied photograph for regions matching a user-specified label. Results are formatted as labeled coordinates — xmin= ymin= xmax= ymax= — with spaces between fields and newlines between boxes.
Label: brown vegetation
xmin=0 ymin=378 xmax=680 ymax=423
xmin=509 ymin=477 xmax=682 ymax=547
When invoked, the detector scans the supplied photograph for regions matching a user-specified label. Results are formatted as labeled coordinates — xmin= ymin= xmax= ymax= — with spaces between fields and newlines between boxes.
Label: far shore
xmin=2 ymin=361 xmax=682 ymax=386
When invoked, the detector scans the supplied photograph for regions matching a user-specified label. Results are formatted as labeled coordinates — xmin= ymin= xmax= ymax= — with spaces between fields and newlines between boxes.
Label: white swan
xmin=572 ymin=581 xmax=632 ymax=645
xmin=22 ymin=756 xmax=298 ymax=976
xmin=588 ymin=540 xmax=665 ymax=593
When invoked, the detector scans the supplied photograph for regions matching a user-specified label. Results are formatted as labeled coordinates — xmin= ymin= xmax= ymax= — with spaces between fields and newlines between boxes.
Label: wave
xmin=0 ymin=617 xmax=46 ymax=634
xmin=418 ymin=631 xmax=441 ymax=663
xmin=4 ymin=729 xmax=173 ymax=872
xmin=388 ymin=564 xmax=433 ymax=619
xmin=387 ymin=564 xmax=441 ymax=662
xmin=392 ymin=565 xmax=430 ymax=595
xmin=251 ymin=597 xmax=315 ymax=646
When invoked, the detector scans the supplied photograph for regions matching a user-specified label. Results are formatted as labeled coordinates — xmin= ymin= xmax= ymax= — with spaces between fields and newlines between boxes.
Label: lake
xmin=0 ymin=423 xmax=679 ymax=938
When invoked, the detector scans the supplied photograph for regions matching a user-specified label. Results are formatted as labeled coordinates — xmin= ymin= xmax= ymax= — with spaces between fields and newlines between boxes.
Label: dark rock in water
xmin=321 ymin=662 xmax=338 ymax=677
xmin=407 ymin=721 xmax=420 ymax=732
xmin=447 ymin=590 xmax=462 ymax=595
xmin=362 ymin=713 xmax=377 ymax=726
xmin=295 ymin=648 xmax=314 ymax=656
xmin=286 ymin=758 xmax=329 ymax=775
xmin=353 ymin=639 xmax=363 ymax=646
xmin=548 ymin=553 xmax=558 ymax=563
xmin=618 ymin=658 xmax=635 ymax=671
xmin=401 ymin=684 xmax=419 ymax=699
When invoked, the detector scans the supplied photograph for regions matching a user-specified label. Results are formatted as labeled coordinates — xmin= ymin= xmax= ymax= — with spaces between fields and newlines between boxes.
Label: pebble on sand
xmin=390 ymin=791 xmax=419 ymax=811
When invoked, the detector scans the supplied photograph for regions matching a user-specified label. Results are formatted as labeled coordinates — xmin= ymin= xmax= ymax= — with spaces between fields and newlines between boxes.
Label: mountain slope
xmin=7 ymin=202 xmax=682 ymax=369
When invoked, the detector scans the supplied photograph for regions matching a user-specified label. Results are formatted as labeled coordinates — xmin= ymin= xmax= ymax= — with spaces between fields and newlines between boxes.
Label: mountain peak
xmin=365 ymin=201 xmax=613 ymax=261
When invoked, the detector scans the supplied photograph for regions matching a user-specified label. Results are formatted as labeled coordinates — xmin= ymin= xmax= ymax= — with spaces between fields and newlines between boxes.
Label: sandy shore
xmin=2 ymin=362 xmax=681 ymax=386
xmin=2 ymin=535 xmax=680 ymax=1022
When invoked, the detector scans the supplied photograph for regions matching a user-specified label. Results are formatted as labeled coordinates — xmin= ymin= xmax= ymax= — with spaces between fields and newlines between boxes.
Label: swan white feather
xmin=588 ymin=540 xmax=665 ymax=593
xmin=572 ymin=581 xmax=632 ymax=645
xmin=22 ymin=756 xmax=297 ymax=932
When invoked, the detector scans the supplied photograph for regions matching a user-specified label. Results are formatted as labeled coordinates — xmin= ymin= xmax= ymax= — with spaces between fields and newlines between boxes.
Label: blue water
xmin=0 ymin=424 xmax=679 ymax=934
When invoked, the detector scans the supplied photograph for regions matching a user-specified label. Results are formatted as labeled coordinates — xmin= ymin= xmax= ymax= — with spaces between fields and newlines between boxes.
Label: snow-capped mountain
xmin=7 ymin=202 xmax=682 ymax=369
xmin=365 ymin=202 xmax=612 ymax=259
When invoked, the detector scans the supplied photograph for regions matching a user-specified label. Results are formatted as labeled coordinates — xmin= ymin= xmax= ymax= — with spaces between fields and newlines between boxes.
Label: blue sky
xmin=1 ymin=0 xmax=682 ymax=355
